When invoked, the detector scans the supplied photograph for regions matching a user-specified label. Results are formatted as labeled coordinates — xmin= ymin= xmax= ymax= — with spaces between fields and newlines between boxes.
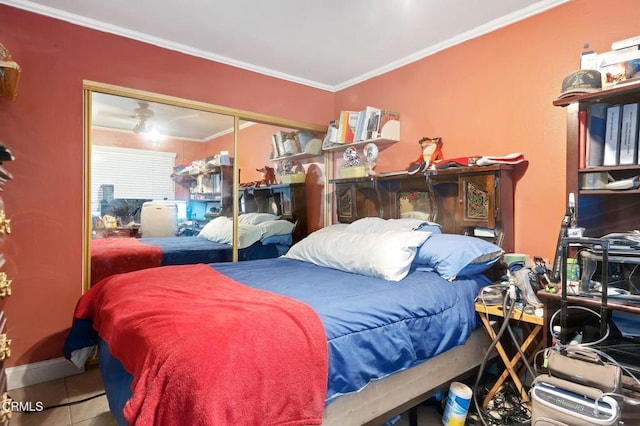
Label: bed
xmin=66 ymin=218 xmax=504 ymax=425
xmin=90 ymin=213 xmax=295 ymax=286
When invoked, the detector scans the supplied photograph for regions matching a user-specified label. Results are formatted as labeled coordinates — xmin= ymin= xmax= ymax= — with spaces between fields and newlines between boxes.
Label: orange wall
xmin=335 ymin=0 xmax=640 ymax=261
xmin=0 ymin=0 xmax=638 ymax=367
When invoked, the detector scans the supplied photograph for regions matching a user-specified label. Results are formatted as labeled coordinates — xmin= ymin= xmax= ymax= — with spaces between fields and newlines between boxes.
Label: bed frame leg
xmin=408 ymin=406 xmax=418 ymax=426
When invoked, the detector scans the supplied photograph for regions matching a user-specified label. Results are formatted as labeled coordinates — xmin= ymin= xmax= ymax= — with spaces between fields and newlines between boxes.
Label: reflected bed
xmin=89 ymin=214 xmax=295 ymax=286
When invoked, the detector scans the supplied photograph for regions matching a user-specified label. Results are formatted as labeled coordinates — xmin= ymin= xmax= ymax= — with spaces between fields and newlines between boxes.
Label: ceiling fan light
xmin=145 ymin=127 xmax=162 ymax=142
xmin=133 ymin=118 xmax=152 ymax=134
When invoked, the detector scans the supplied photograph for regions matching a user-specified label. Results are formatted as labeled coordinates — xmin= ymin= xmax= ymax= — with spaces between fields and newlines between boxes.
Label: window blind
xmin=91 ymin=145 xmax=176 ymax=214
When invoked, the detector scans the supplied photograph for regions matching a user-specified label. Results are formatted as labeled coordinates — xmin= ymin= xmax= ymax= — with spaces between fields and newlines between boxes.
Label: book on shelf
xmin=353 ymin=110 xmax=366 ymax=142
xmin=612 ymin=34 xmax=640 ymax=51
xmin=603 ymin=104 xmax=622 ymax=166
xmin=272 ymin=132 xmax=285 ymax=158
xmin=598 ymin=49 xmax=640 ymax=89
xmin=374 ymin=110 xmax=400 ymax=139
xmin=365 ymin=109 xmax=381 ymax=140
xmin=337 ymin=110 xmax=359 ymax=143
xmin=578 ymin=110 xmax=587 ymax=169
xmin=619 ymin=103 xmax=639 ymax=165
xmin=585 ymin=103 xmax=608 ymax=167
xmin=326 ymin=120 xmax=339 ymax=144
xmin=358 ymin=106 xmax=380 ymax=141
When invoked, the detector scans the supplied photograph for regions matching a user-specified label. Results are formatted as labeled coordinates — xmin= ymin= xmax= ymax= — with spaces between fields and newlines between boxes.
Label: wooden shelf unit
xmin=558 ymin=80 xmax=640 ymax=238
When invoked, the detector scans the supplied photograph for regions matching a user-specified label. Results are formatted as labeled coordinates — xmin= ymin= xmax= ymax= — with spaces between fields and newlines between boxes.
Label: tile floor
xmin=395 ymin=403 xmax=444 ymax=426
xmin=6 ymin=366 xmax=445 ymax=426
xmin=8 ymin=366 xmax=115 ymax=426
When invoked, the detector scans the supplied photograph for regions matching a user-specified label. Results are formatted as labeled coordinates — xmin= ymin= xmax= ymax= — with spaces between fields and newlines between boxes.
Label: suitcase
xmin=139 ymin=201 xmax=178 ymax=237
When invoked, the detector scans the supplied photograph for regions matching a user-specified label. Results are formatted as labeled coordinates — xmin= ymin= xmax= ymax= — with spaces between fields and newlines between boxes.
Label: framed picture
xmin=397 ymin=190 xmax=433 ymax=220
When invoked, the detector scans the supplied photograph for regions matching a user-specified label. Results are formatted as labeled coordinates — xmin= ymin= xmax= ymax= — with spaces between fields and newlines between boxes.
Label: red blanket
xmin=90 ymin=238 xmax=162 ymax=286
xmin=74 ymin=264 xmax=328 ymax=426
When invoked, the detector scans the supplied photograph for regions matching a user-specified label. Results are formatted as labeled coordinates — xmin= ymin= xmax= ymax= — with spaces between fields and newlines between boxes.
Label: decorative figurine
xmin=363 ymin=143 xmax=379 ymax=176
xmin=343 ymin=146 xmax=361 ymax=166
xmin=255 ymin=165 xmax=277 ymax=187
xmin=407 ymin=137 xmax=443 ymax=174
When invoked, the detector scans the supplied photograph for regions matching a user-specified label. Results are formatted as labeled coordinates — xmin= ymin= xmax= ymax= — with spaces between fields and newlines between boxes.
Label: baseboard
xmin=6 ymin=357 xmax=84 ymax=390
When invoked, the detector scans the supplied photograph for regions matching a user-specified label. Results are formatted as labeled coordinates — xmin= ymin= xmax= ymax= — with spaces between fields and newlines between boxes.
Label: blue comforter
xmin=214 ymin=258 xmax=487 ymax=402
xmin=78 ymin=256 xmax=488 ymax=418
xmin=138 ymin=236 xmax=284 ymax=264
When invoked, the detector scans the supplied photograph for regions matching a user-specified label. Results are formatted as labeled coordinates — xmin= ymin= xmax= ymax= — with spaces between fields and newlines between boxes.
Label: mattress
xmin=138 ymin=236 xmax=284 ymax=263
xmin=90 ymin=236 xmax=287 ymax=286
xmin=87 ymin=257 xmax=489 ymax=423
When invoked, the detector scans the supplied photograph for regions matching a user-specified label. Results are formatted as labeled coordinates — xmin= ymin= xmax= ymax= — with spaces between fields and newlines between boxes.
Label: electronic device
xmin=531 ymin=381 xmax=621 ymax=425
xmin=476 ymin=284 xmax=504 ymax=305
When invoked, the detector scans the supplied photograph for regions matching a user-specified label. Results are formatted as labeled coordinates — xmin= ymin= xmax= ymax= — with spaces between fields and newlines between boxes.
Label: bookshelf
xmin=556 ymin=81 xmax=640 ymax=237
xmin=322 ymin=120 xmax=400 ymax=153
xmin=270 ymin=151 xmax=320 ymax=162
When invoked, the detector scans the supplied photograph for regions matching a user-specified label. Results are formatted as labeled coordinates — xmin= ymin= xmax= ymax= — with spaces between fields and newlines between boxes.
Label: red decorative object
xmin=407 ymin=137 xmax=444 ymax=174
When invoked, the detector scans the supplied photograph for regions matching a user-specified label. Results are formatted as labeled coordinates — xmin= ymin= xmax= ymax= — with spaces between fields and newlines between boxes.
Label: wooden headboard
xmin=240 ymin=183 xmax=308 ymax=242
xmin=331 ymin=174 xmax=436 ymax=225
xmin=330 ymin=164 xmax=516 ymax=251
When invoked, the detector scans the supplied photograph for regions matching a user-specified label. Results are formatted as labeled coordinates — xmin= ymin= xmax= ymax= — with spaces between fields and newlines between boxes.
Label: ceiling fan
xmin=132 ymin=102 xmax=155 ymax=134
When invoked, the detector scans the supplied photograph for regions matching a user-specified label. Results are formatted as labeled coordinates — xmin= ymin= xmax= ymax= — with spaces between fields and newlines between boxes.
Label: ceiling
xmin=7 ymin=0 xmax=569 ymax=140
xmin=91 ymin=92 xmax=239 ymax=142
xmin=6 ymin=0 xmax=568 ymax=91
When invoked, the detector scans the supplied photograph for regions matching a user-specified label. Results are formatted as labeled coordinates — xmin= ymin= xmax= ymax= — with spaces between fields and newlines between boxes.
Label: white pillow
xmin=259 ymin=220 xmax=295 ymax=239
xmin=198 ymin=216 xmax=264 ymax=249
xmin=346 ymin=217 xmax=435 ymax=233
xmin=284 ymin=230 xmax=431 ymax=282
xmin=198 ymin=216 xmax=228 ymax=238
xmin=316 ymin=223 xmax=349 ymax=233
xmin=238 ymin=212 xmax=280 ymax=225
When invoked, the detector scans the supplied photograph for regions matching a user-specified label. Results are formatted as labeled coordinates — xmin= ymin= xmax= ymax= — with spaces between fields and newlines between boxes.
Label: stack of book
xmin=595 ymin=35 xmax=640 ymax=89
xmin=325 ymin=107 xmax=399 ymax=145
xmin=582 ymin=102 xmax=639 ymax=168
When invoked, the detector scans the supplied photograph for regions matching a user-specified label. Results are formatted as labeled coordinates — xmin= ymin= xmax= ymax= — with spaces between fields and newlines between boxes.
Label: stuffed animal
xmin=407 ymin=137 xmax=443 ymax=174
xmin=255 ymin=165 xmax=277 ymax=187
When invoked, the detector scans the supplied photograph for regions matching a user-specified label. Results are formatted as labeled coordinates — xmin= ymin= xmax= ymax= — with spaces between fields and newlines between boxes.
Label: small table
xmin=475 ymin=302 xmax=544 ymax=407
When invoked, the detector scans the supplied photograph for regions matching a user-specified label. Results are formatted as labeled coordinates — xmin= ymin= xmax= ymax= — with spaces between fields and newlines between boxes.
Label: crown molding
xmin=2 ymin=0 xmax=569 ymax=92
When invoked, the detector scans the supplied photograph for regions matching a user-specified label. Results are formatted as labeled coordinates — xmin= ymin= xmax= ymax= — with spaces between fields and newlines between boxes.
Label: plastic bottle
xmin=566 ymin=258 xmax=580 ymax=294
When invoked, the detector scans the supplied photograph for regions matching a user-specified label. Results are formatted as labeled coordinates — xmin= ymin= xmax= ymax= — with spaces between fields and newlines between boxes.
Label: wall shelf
xmin=323 ymin=120 xmax=400 ymax=153
xmin=270 ymin=151 xmax=321 ymax=162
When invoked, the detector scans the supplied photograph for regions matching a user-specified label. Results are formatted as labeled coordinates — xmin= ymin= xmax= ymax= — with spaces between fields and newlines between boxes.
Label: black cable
xmin=473 ymin=382 xmax=531 ymax=426
xmin=472 ymin=290 xmax=519 ymax=426
xmin=506 ymin=314 xmax=536 ymax=380
xmin=8 ymin=391 xmax=106 ymax=412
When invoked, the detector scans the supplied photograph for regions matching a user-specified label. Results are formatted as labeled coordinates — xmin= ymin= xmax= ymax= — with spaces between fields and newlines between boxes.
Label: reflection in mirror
xmin=236 ymin=122 xmax=325 ymax=243
xmin=90 ymin=92 xmax=237 ymax=238
xmin=84 ymin=84 xmax=327 ymax=292
xmin=88 ymin=91 xmax=244 ymax=288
